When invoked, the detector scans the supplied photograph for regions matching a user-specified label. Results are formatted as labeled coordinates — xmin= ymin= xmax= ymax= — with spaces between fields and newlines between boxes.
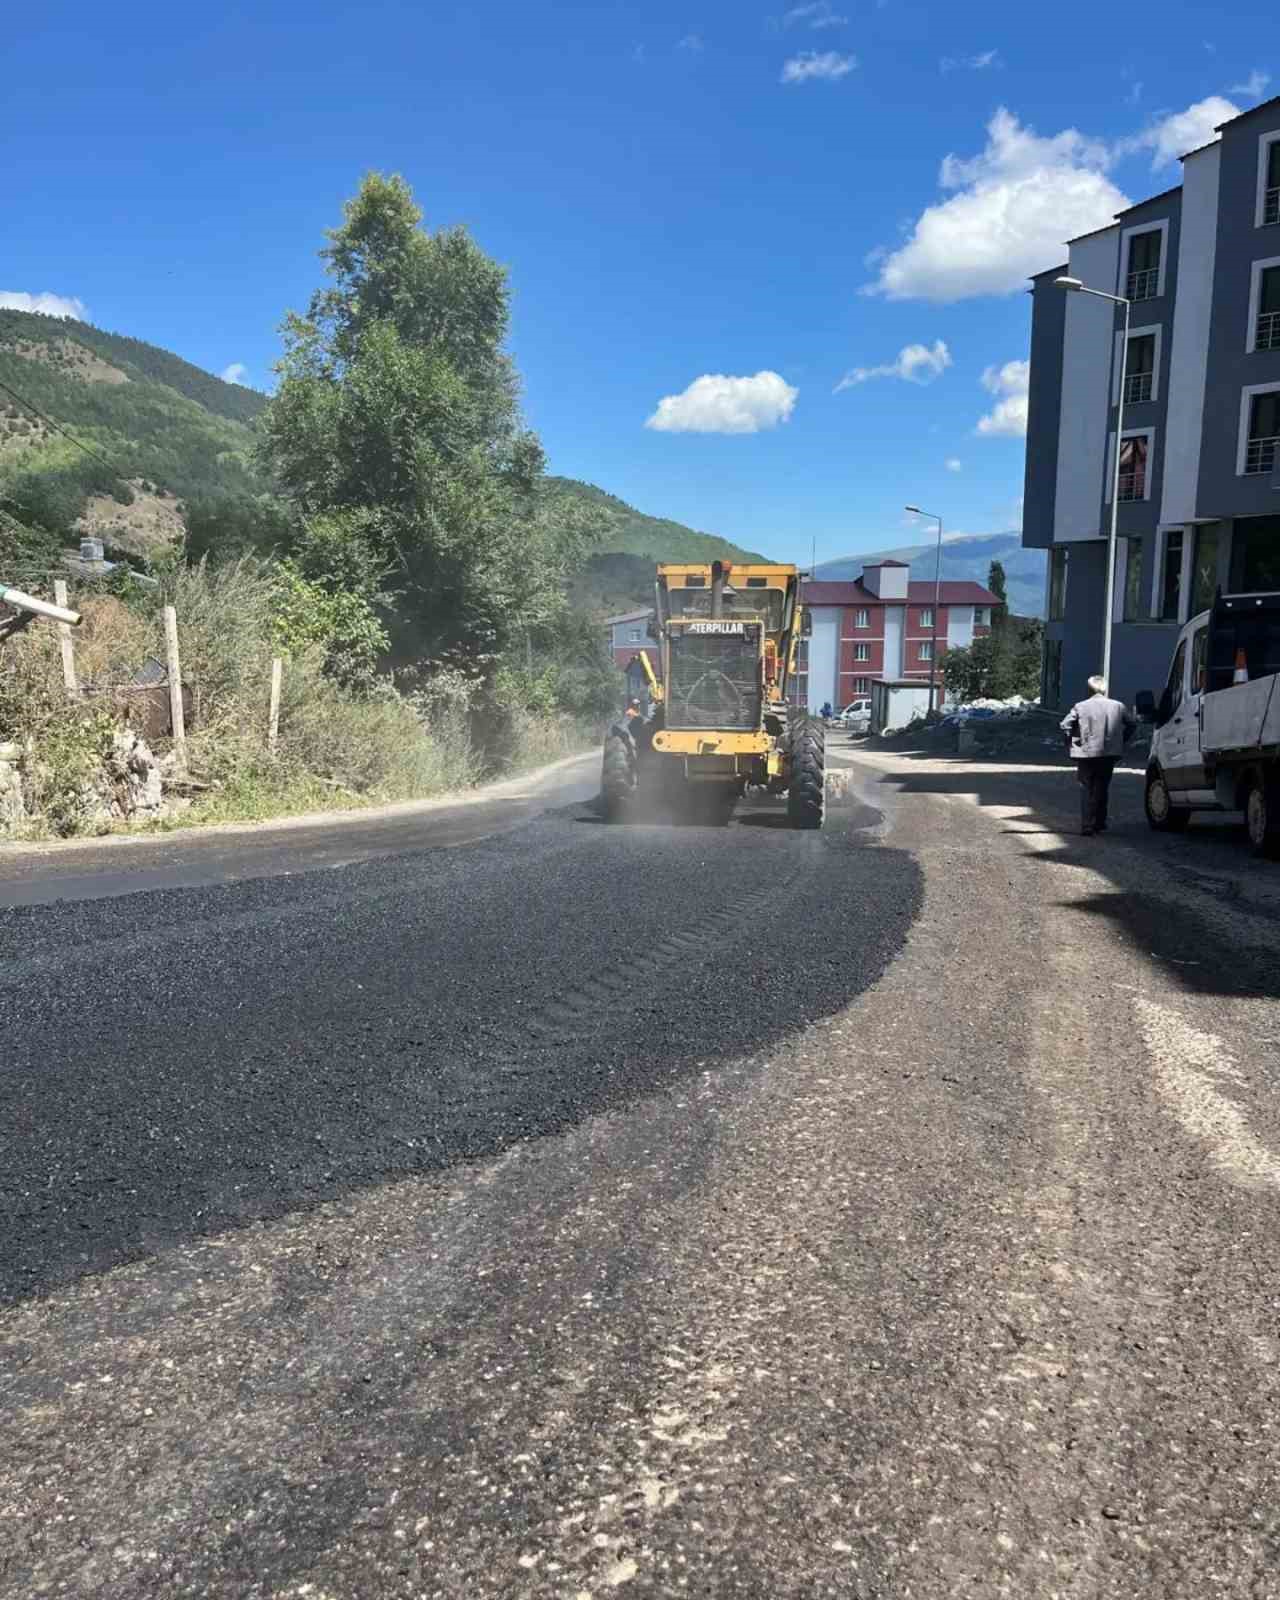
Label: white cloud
xmin=1230 ymin=69 xmax=1270 ymax=98
xmin=946 ymin=457 xmax=963 ymax=472
xmin=645 ymin=371 xmax=798 ymax=434
xmin=976 ymin=359 xmax=1029 ymax=437
xmin=864 ymin=108 xmax=1129 ymax=302
xmin=941 ymin=49 xmax=999 ymax=72
xmin=783 ymin=1 xmax=848 ymax=28
xmin=221 ymin=362 xmax=249 ymax=386
xmin=781 ymin=49 xmax=856 ymax=83
xmin=1120 ymin=94 xmax=1240 ymax=169
xmin=0 ymin=290 xmax=87 ymax=320
xmin=678 ymin=32 xmax=703 ymax=51
xmin=834 ymin=338 xmax=952 ymax=390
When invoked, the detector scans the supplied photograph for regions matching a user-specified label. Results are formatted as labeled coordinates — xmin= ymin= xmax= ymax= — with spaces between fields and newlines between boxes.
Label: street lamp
xmin=905 ymin=505 xmax=943 ymax=713
xmin=1054 ymin=275 xmax=1131 ymax=689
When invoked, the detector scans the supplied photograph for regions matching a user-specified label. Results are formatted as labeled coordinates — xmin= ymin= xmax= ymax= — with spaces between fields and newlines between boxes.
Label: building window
xmin=854 ymin=677 xmax=870 ymax=695
xmin=853 ymin=608 xmax=869 ymax=627
xmin=1048 ymin=547 xmax=1068 ymax=621
xmin=974 ymin=607 xmax=991 ymax=626
xmin=628 ymin=627 xmax=643 ymax=642
xmin=1252 ymin=262 xmax=1280 ymax=352
xmin=918 ymin=641 xmax=933 ymax=661
xmin=1126 ymin=229 xmax=1162 ymax=301
xmin=1191 ymin=525 xmax=1220 ymax=616
xmin=1261 ymin=134 xmax=1280 ymax=227
xmin=919 ymin=607 xmax=934 ymax=628
xmin=1242 ymin=388 xmax=1280 ymax=475
xmin=1160 ymin=528 xmax=1184 ymax=621
xmin=1238 ymin=515 xmax=1280 ymax=592
xmin=1124 ymin=333 xmax=1156 ymax=402
xmin=853 ymin=642 xmax=869 ymax=662
xmin=1121 ymin=537 xmax=1145 ymax=622
xmin=1117 ymin=433 xmax=1149 ymax=500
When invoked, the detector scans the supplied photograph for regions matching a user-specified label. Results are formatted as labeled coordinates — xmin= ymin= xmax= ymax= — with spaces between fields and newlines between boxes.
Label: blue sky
xmin=3 ymin=1 xmax=1274 ymax=564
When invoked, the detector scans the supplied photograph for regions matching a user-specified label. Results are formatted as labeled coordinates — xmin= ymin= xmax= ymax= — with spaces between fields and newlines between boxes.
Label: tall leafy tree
xmin=987 ymin=559 xmax=1008 ymax=630
xmin=258 ymin=173 xmax=597 ymax=669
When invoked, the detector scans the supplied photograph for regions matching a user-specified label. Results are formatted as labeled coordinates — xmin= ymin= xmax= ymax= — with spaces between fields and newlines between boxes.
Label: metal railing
xmin=1244 ymin=434 xmax=1279 ymax=475
xmin=1126 ymin=266 xmax=1160 ymax=301
xmin=1256 ymin=310 xmax=1280 ymax=351
xmin=1124 ymin=370 xmax=1153 ymax=403
xmin=1265 ymin=186 xmax=1280 ymax=226
xmin=1117 ymin=467 xmax=1146 ymax=501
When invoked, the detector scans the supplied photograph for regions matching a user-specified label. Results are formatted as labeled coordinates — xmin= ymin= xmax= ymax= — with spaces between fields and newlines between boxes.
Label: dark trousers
xmin=1076 ymin=757 xmax=1117 ymax=833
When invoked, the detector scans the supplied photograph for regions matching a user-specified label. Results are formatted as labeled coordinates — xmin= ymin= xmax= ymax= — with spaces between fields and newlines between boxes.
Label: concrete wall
xmin=1200 ymin=101 xmax=1280 ymax=520
xmin=1055 ymin=227 xmax=1121 ymax=542
xmin=807 ymin=608 xmax=840 ymax=713
xmin=1023 ymin=269 xmax=1067 ymax=549
xmin=1163 ymin=144 xmax=1221 ymax=527
xmin=882 ymin=607 xmax=903 ymax=678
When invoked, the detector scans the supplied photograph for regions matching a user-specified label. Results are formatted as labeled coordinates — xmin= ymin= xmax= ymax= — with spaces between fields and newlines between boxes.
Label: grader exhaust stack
xmin=600 ymin=560 xmax=825 ymax=828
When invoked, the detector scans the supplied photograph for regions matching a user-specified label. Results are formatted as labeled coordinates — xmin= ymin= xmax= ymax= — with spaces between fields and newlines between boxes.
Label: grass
xmin=1 ymin=568 xmax=602 ymax=841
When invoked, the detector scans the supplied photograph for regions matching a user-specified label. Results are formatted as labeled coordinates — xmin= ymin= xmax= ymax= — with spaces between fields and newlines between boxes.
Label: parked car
xmin=838 ymin=698 xmax=871 ymax=732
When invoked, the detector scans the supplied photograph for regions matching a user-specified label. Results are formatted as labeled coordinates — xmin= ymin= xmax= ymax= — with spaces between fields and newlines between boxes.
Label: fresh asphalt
xmin=0 ymin=760 xmax=913 ymax=1307
xmin=3 ymin=747 xmax=1280 ymax=1598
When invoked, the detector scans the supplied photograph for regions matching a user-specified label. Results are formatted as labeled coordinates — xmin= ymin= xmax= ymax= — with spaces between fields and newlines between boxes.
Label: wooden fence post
xmin=53 ymin=580 xmax=79 ymax=700
xmin=162 ymin=604 xmax=187 ymax=775
xmin=268 ymin=657 xmax=283 ymax=755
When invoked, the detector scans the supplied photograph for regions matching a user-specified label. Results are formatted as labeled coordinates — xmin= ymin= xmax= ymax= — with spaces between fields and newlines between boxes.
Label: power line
xmin=0 ymin=375 xmax=128 ymax=481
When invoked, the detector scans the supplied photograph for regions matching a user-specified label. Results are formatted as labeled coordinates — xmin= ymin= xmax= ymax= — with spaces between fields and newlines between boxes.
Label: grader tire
xmin=601 ymin=734 xmax=635 ymax=822
xmin=787 ymin=714 xmax=825 ymax=831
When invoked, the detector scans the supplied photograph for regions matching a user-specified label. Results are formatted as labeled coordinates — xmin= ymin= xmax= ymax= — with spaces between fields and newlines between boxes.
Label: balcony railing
xmin=1245 ymin=434 xmax=1279 ymax=475
xmin=1256 ymin=310 xmax=1280 ymax=351
xmin=1118 ymin=467 xmax=1146 ymax=501
xmin=1126 ymin=266 xmax=1160 ymax=301
xmin=1124 ymin=370 xmax=1153 ymax=403
xmin=1265 ymin=186 xmax=1280 ymax=226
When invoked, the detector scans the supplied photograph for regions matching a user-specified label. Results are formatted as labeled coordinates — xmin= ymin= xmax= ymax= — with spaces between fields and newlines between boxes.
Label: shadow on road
xmin=865 ymin=755 xmax=1280 ymax=1004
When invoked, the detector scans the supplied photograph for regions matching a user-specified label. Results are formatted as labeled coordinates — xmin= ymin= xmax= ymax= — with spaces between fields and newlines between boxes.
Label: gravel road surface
xmin=2 ymin=748 xmax=1279 ymax=1598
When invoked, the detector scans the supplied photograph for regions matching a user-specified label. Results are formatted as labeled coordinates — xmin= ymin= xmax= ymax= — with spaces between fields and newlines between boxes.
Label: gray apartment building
xmin=1024 ymin=96 xmax=1280 ymax=708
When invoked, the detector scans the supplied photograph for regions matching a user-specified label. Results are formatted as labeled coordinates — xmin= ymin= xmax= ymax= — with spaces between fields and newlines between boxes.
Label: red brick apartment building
xmin=793 ymin=561 xmax=999 ymax=712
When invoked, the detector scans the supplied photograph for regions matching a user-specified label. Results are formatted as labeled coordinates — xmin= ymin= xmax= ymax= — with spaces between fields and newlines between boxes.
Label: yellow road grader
xmin=600 ymin=560 xmax=825 ymax=828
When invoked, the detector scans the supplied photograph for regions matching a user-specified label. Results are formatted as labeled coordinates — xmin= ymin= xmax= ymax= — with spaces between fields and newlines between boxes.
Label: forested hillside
xmin=0 ymin=312 xmax=761 ymax=610
xmin=0 ymin=309 xmax=270 ymax=562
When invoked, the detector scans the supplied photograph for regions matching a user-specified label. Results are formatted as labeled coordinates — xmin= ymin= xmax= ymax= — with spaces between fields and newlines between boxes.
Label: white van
xmin=838 ymin=698 xmax=871 ymax=732
xmin=1136 ymin=590 xmax=1280 ymax=856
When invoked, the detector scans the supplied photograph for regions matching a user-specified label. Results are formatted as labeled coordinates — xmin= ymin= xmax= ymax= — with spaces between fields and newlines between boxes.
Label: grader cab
xmin=601 ymin=560 xmax=825 ymax=828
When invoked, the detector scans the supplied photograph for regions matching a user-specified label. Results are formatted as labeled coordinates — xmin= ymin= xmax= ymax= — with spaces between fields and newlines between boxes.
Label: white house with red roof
xmin=793 ymin=561 xmax=1000 ymax=713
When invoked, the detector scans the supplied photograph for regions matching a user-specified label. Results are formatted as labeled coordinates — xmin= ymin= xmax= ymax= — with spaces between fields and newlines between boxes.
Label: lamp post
xmin=905 ymin=505 xmax=943 ymax=712
xmin=1054 ymin=276 xmax=1131 ymax=689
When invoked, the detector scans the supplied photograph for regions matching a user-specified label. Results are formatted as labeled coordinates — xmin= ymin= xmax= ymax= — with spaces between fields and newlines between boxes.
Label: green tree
xmin=987 ymin=559 xmax=1008 ymax=630
xmin=942 ymin=617 xmax=1043 ymax=702
xmin=257 ymin=173 xmax=598 ymax=673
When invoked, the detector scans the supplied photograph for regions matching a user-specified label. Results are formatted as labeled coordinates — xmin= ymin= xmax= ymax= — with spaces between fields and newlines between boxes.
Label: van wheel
xmin=1145 ymin=769 xmax=1189 ymax=832
xmin=1244 ymin=774 xmax=1280 ymax=859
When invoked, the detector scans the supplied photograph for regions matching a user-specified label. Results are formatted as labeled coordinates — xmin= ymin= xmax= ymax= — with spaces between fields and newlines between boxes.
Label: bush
xmin=2 ymin=556 xmax=596 ymax=836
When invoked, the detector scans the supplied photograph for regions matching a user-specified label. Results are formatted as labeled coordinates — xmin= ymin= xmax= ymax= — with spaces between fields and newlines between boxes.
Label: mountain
xmin=547 ymin=478 xmax=766 ymax=565
xmin=817 ymin=532 xmax=1045 ymax=617
xmin=0 ymin=309 xmax=271 ymax=577
xmin=0 ymin=311 xmax=761 ymax=604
